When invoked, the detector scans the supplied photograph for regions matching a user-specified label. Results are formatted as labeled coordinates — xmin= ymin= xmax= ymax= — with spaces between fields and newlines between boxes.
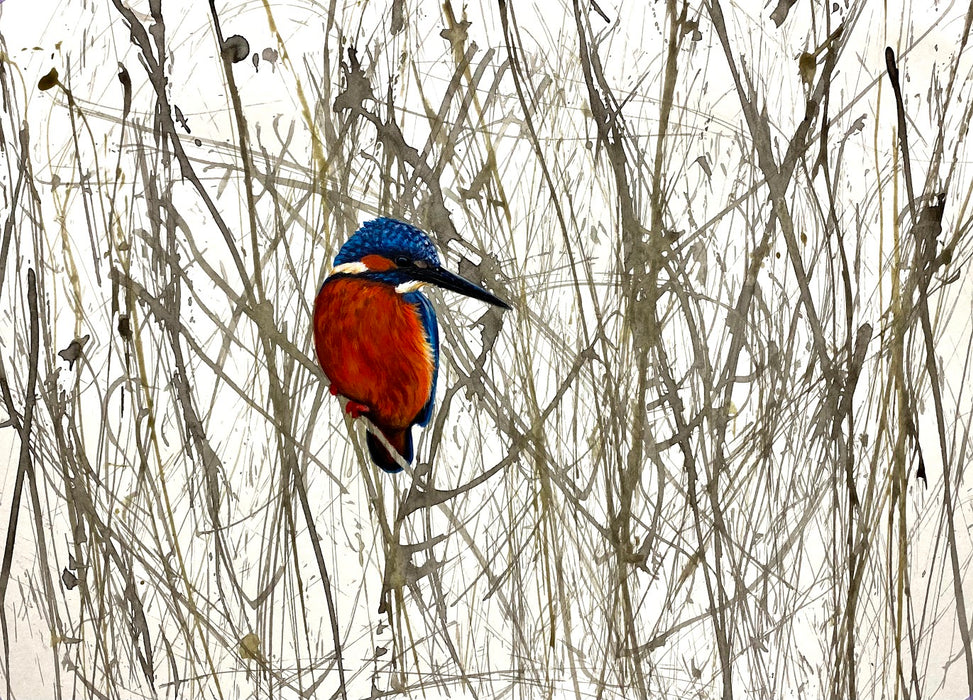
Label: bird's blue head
xmin=329 ymin=217 xmax=510 ymax=309
xmin=333 ymin=218 xmax=441 ymax=270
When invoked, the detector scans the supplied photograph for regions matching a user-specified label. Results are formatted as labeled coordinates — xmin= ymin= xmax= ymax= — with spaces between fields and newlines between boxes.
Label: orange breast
xmin=313 ymin=276 xmax=434 ymax=430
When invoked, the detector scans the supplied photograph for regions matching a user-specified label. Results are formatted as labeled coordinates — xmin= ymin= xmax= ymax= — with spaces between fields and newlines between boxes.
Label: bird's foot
xmin=345 ymin=401 xmax=370 ymax=418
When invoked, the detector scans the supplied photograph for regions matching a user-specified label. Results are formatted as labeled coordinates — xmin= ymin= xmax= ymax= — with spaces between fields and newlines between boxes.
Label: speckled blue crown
xmin=334 ymin=218 xmax=441 ymax=266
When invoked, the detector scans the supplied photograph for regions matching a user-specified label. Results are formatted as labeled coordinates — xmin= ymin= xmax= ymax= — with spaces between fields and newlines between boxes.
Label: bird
xmin=313 ymin=217 xmax=510 ymax=473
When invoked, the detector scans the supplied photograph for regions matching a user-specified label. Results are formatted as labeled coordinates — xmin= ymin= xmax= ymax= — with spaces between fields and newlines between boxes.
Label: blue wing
xmin=405 ymin=291 xmax=439 ymax=427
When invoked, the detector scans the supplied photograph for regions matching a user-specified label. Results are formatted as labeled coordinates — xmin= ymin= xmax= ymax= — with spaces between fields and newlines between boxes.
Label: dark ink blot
xmin=440 ymin=16 xmax=470 ymax=48
xmin=61 ymin=568 xmax=79 ymax=590
xmin=58 ymin=335 xmax=90 ymax=370
xmin=174 ymin=105 xmax=190 ymax=133
xmin=261 ymin=47 xmax=278 ymax=65
xmin=333 ymin=48 xmax=372 ymax=113
xmin=221 ymin=35 xmax=250 ymax=63
xmin=682 ymin=19 xmax=702 ymax=41
xmin=118 ymin=314 xmax=131 ymax=341
xmin=799 ymin=52 xmax=816 ymax=87
xmin=770 ymin=0 xmax=799 ymax=27
xmin=117 ymin=64 xmax=132 ymax=119
xmin=194 ymin=138 xmax=202 ymax=147
xmin=391 ymin=0 xmax=405 ymax=34
xmin=38 ymin=67 xmax=59 ymax=91
xmin=238 ymin=633 xmax=262 ymax=661
xmin=693 ymin=154 xmax=712 ymax=180
xmin=476 ymin=307 xmax=504 ymax=359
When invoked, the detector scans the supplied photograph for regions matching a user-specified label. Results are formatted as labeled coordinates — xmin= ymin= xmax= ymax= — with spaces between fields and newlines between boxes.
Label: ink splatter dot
xmin=38 ymin=67 xmax=58 ymax=91
xmin=221 ymin=35 xmax=250 ymax=63
xmin=58 ymin=335 xmax=90 ymax=370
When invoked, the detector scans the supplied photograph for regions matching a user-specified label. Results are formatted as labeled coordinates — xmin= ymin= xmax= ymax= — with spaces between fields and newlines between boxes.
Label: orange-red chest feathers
xmin=313 ymin=276 xmax=435 ymax=431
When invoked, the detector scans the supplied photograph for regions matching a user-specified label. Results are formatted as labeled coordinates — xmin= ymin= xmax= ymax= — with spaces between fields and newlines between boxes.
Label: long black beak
xmin=414 ymin=265 xmax=511 ymax=309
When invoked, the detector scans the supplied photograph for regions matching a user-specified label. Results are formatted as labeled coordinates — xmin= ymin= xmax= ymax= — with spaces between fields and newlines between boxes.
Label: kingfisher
xmin=313 ymin=218 xmax=510 ymax=473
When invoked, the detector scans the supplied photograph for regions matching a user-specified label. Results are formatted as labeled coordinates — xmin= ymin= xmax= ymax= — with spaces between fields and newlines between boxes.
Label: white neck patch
xmin=395 ymin=280 xmax=426 ymax=294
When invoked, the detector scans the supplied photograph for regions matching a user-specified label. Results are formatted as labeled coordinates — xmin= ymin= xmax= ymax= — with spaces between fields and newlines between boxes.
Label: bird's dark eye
xmin=394 ymin=255 xmax=410 ymax=267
